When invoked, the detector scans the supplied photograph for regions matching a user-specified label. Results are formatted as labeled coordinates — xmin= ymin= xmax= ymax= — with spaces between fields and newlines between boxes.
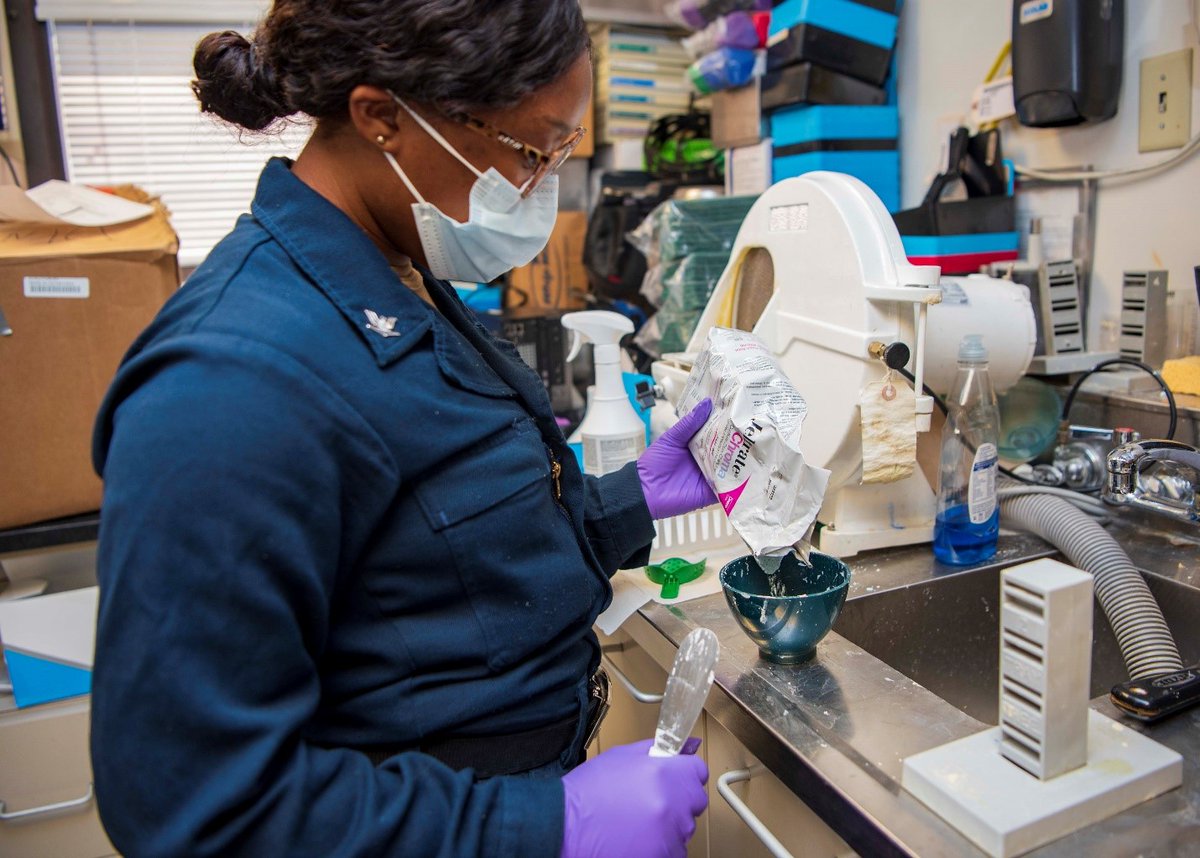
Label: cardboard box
xmin=506 ymin=210 xmax=589 ymax=318
xmin=0 ymin=196 xmax=178 ymax=529
xmin=711 ymin=81 xmax=764 ymax=149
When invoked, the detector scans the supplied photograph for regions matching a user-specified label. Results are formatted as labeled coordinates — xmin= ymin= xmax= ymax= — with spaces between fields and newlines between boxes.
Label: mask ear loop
xmin=392 ymin=95 xmax=485 ymax=180
xmin=383 ymin=151 xmax=429 ymax=205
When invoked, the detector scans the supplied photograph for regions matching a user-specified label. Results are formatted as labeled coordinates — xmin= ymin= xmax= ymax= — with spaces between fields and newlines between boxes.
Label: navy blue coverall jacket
xmin=90 ymin=158 xmax=657 ymax=858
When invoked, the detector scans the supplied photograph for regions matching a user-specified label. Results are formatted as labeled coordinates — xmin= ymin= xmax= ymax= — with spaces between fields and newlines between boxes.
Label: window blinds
xmin=36 ymin=1 xmax=668 ymax=25
xmin=37 ymin=2 xmax=269 ymax=25
xmin=51 ymin=22 xmax=309 ymax=267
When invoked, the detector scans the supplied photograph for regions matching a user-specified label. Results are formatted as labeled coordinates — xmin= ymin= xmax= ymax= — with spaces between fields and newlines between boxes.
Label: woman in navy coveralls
xmin=89 ymin=2 xmax=716 ymax=857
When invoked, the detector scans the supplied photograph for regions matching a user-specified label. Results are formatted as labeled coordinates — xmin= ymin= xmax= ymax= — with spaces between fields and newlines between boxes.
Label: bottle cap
xmin=958 ymin=334 xmax=988 ymax=362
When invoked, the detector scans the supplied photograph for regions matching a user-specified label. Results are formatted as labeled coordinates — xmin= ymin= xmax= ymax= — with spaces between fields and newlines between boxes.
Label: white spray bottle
xmin=562 ymin=311 xmax=647 ymax=476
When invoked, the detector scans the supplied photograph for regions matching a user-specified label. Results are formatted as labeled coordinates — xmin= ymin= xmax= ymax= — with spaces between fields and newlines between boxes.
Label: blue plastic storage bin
xmin=767 ymin=0 xmax=899 ymax=85
xmin=770 ymin=105 xmax=900 ymax=211
xmin=773 ymin=151 xmax=900 ymax=211
xmin=770 ymin=104 xmax=898 ymax=142
xmin=901 ymin=232 xmax=1020 ymax=275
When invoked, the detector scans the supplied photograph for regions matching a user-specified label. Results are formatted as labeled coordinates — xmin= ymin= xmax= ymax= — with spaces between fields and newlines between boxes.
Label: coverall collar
xmin=250 ymin=158 xmax=434 ymax=368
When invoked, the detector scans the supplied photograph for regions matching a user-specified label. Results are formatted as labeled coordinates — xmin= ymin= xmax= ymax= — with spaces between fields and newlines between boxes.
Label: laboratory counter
xmin=615 ymin=519 xmax=1200 ymax=858
xmin=2 ymin=517 xmax=1197 ymax=857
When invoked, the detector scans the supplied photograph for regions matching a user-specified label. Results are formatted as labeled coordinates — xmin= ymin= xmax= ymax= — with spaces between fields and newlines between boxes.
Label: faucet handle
xmin=1107 ymin=439 xmax=1200 ymax=474
xmin=1112 ymin=427 xmax=1140 ymax=446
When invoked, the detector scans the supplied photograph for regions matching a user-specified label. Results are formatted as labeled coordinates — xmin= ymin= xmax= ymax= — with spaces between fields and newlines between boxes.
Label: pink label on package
xmin=719 ymin=478 xmax=750 ymax=514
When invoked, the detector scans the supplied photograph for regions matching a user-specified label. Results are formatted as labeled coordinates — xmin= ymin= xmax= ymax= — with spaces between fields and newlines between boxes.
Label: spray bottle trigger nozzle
xmin=566 ymin=330 xmax=584 ymax=362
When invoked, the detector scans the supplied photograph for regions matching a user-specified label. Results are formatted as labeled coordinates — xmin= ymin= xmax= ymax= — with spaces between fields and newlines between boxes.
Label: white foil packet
xmin=676 ymin=328 xmax=831 ymax=557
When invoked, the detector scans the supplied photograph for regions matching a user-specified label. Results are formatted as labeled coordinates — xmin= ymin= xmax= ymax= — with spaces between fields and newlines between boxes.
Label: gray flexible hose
xmin=997 ymin=485 xmax=1110 ymax=517
xmin=1000 ymin=490 xmax=1182 ymax=680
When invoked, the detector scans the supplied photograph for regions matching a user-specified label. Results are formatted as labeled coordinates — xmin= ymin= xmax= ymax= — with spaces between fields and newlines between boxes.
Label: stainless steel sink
xmin=833 ymin=565 xmax=1200 ymax=725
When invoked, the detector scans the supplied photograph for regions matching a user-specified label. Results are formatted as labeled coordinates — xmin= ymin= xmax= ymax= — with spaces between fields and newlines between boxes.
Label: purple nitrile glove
xmin=561 ymin=739 xmax=708 ymax=858
xmin=637 ymin=399 xmax=717 ymax=520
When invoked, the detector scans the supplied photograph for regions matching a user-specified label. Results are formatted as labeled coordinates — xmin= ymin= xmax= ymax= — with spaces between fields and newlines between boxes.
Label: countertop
xmin=0 ymin=512 xmax=100 ymax=557
xmin=3 ymin=505 xmax=1197 ymax=854
xmin=620 ymin=520 xmax=1200 ymax=857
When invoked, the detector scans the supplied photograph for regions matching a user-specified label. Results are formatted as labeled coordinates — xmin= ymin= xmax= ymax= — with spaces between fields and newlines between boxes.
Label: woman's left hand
xmin=636 ymin=399 xmax=716 ymax=520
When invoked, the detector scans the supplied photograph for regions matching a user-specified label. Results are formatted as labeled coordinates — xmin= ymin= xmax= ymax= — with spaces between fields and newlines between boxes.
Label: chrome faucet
xmin=1105 ymin=440 xmax=1200 ymax=523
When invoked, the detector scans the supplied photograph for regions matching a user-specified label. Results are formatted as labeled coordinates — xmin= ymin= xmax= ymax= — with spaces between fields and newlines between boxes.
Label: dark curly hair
xmin=192 ymin=0 xmax=591 ymax=132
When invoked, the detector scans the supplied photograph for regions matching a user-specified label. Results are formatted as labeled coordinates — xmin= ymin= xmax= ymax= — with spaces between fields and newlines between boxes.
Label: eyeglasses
xmin=450 ymin=111 xmax=587 ymax=198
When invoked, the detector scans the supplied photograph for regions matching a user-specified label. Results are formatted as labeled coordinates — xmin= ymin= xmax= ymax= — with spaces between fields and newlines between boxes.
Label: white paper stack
xmin=0 ymin=587 xmax=98 ymax=708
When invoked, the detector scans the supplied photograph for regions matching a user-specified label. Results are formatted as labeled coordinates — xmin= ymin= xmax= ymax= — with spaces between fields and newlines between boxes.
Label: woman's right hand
xmin=561 ymin=740 xmax=709 ymax=858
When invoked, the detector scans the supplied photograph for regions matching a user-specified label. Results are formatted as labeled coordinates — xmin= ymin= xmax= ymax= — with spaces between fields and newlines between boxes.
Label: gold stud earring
xmin=376 ymin=135 xmax=387 ymax=146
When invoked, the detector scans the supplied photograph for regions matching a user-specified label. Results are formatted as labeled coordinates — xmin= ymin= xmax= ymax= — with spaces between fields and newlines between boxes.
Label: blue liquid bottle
xmin=933 ymin=335 xmax=1001 ymax=565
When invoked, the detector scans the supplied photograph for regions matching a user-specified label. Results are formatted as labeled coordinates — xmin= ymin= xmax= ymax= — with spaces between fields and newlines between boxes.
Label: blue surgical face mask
xmin=383 ymin=97 xmax=559 ymax=283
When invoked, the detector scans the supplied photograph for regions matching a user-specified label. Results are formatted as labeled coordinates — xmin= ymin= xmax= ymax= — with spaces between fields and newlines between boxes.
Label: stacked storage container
xmin=765 ymin=0 xmax=900 ymax=87
xmin=764 ymin=0 xmax=902 ymax=210
xmin=769 ymin=103 xmax=900 ymax=211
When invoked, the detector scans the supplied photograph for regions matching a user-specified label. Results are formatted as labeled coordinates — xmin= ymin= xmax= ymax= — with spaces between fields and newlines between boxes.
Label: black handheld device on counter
xmin=1110 ymin=666 xmax=1200 ymax=723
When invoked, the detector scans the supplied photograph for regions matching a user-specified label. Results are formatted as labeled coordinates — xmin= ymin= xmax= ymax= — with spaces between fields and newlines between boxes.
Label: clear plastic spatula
xmin=649 ymin=627 xmax=720 ymax=757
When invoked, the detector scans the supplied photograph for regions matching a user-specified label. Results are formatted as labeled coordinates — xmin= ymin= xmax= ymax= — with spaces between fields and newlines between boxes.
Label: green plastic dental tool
xmin=645 ymin=557 xmax=707 ymax=600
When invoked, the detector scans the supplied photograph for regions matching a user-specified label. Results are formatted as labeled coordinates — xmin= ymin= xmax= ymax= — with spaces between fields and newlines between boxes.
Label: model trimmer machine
xmin=652 ymin=172 xmax=1037 ymax=557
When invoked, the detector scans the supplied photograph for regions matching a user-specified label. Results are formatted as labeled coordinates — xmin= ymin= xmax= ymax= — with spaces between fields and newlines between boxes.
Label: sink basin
xmin=833 ymin=565 xmax=1200 ymax=724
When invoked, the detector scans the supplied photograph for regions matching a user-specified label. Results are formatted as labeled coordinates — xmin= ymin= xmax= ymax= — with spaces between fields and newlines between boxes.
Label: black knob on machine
xmin=881 ymin=342 xmax=911 ymax=371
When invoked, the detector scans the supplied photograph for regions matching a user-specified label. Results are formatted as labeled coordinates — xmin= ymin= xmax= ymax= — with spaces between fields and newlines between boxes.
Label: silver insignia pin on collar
xmin=364 ymin=309 xmax=401 ymax=338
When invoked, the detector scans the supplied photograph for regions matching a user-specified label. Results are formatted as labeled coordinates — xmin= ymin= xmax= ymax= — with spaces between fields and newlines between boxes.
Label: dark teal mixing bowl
xmin=719 ymin=552 xmax=851 ymax=664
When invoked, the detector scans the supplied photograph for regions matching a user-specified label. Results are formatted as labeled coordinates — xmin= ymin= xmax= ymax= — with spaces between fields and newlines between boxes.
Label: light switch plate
xmin=1139 ymin=48 xmax=1193 ymax=153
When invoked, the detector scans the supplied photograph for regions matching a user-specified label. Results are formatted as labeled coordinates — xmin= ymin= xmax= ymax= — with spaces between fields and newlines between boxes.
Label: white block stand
xmin=902 ymin=560 xmax=1183 ymax=857
xmin=903 ymin=710 xmax=1182 ymax=857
